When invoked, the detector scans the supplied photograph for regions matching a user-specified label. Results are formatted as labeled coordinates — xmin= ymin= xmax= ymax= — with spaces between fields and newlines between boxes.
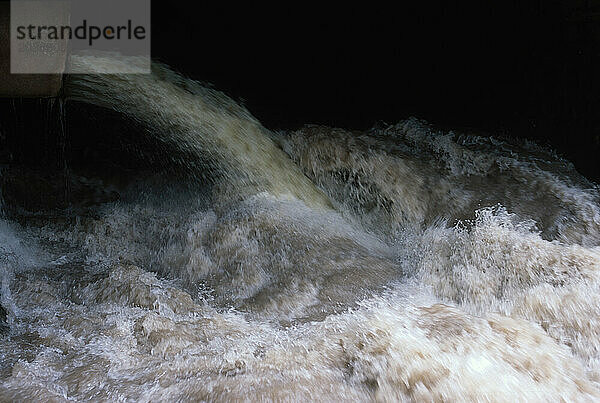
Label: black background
xmin=151 ymin=1 xmax=600 ymax=180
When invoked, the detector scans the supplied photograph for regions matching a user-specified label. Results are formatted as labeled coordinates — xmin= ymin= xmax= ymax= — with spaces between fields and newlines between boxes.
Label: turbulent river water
xmin=1 ymin=55 xmax=600 ymax=401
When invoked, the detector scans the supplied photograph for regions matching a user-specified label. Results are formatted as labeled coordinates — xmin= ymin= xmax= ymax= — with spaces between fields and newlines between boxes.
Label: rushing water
xmin=1 ymin=55 xmax=600 ymax=401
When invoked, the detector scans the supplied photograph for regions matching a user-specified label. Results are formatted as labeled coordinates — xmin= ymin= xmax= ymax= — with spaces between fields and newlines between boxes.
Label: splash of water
xmin=1 ymin=54 xmax=600 ymax=401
